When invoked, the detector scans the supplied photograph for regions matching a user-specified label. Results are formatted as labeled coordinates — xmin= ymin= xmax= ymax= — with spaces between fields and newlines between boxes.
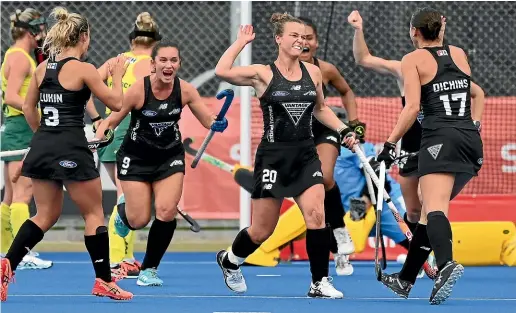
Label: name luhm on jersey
xmin=433 ymin=79 xmax=469 ymax=93
xmin=40 ymin=93 xmax=63 ymax=103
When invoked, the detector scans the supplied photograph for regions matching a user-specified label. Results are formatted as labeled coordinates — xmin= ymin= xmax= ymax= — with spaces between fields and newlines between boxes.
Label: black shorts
xmin=251 ymin=139 xmax=324 ymax=199
xmin=418 ymin=127 xmax=483 ymax=178
xmin=399 ymin=121 xmax=422 ymax=177
xmin=22 ymin=127 xmax=99 ymax=182
xmin=312 ymin=119 xmax=341 ymax=153
xmin=116 ymin=144 xmax=185 ymax=182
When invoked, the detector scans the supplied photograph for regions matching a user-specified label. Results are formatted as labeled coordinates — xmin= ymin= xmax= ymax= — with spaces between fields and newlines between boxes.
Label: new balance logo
xmin=149 ymin=121 xmax=175 ymax=137
xmin=263 ymin=184 xmax=273 ymax=190
xmin=281 ymin=102 xmax=311 ymax=126
xmin=326 ymin=136 xmax=338 ymax=143
xmin=94 ymin=259 xmax=104 ymax=263
xmin=170 ymin=160 xmax=184 ymax=167
xmin=169 ymin=108 xmax=181 ymax=115
xmin=158 ymin=103 xmax=168 ymax=110
xmin=290 ymin=85 xmax=301 ymax=91
xmin=303 ymin=90 xmax=316 ymax=96
xmin=420 ymin=246 xmax=431 ymax=251
xmin=427 ymin=144 xmax=442 ymax=160
xmin=313 ymin=171 xmax=323 ymax=177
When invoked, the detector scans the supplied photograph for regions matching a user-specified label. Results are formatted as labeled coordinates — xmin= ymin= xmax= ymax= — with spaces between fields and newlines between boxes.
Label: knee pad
xmin=96 ymin=226 xmax=108 ymax=234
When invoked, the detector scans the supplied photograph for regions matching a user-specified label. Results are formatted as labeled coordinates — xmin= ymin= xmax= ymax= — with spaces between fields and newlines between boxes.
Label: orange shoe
xmin=1 ymin=258 xmax=14 ymax=302
xmin=120 ymin=260 xmax=141 ymax=278
xmin=92 ymin=278 xmax=133 ymax=300
xmin=111 ymin=265 xmax=128 ymax=281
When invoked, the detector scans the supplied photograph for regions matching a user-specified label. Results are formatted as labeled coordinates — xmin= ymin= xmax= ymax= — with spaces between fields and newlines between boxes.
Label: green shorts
xmin=1 ymin=115 xmax=33 ymax=162
xmin=97 ymin=115 xmax=131 ymax=163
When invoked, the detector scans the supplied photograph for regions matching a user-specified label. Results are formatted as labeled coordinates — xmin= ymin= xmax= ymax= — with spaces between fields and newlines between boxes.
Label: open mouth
xmin=292 ymin=45 xmax=303 ymax=51
xmin=163 ymin=70 xmax=173 ymax=78
xmin=302 ymin=47 xmax=310 ymax=53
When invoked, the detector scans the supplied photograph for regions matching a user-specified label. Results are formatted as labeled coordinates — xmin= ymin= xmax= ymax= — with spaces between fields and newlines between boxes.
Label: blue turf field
xmin=3 ymin=252 xmax=515 ymax=313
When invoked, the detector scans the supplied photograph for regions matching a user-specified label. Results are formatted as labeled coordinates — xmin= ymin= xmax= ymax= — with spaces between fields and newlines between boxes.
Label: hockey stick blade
xmin=191 ymin=89 xmax=234 ymax=168
xmin=177 ymin=206 xmax=201 ymax=233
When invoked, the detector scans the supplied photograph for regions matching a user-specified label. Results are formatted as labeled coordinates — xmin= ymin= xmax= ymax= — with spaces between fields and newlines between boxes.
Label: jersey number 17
xmin=439 ymin=92 xmax=467 ymax=116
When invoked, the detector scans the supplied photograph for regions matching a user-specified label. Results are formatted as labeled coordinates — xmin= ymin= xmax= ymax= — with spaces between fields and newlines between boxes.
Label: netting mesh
xmin=1 ymin=1 xmax=231 ymax=96
xmin=251 ymin=1 xmax=516 ymax=194
xmin=1 ymin=1 xmax=514 ymax=195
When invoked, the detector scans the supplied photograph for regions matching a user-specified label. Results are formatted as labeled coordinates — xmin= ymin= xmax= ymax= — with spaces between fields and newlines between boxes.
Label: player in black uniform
xmin=298 ymin=16 xmax=364 ymax=275
xmin=214 ymin=13 xmax=358 ymax=298
xmin=348 ymin=10 xmax=484 ymax=281
xmin=95 ymin=39 xmax=228 ymax=287
xmin=0 ymin=7 xmax=133 ymax=301
xmin=377 ymin=8 xmax=484 ymax=305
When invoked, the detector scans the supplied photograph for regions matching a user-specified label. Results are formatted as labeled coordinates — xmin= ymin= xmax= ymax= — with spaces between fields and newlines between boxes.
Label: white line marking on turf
xmin=9 ymin=295 xmax=516 ymax=301
xmin=256 ymin=274 xmax=281 ymax=277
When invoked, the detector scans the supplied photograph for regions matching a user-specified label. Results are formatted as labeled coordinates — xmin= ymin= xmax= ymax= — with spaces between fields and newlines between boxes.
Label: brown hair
xmin=42 ymin=7 xmax=89 ymax=59
xmin=9 ymin=8 xmax=42 ymax=41
xmin=411 ymin=7 xmax=442 ymax=41
xmin=270 ymin=12 xmax=303 ymax=37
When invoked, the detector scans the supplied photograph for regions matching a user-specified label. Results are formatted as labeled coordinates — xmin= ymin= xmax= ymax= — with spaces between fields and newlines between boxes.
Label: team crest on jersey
xmin=149 ymin=121 xmax=175 ymax=137
xmin=281 ymin=102 xmax=311 ymax=126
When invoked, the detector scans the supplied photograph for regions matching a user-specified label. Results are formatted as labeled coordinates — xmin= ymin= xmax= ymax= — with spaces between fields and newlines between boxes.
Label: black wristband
xmin=91 ymin=116 xmax=102 ymax=123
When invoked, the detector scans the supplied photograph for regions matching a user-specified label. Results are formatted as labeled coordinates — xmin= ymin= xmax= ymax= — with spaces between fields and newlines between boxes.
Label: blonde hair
xmin=270 ymin=12 xmax=302 ymax=37
xmin=9 ymin=8 xmax=42 ymax=41
xmin=133 ymin=12 xmax=159 ymax=47
xmin=42 ymin=7 xmax=89 ymax=59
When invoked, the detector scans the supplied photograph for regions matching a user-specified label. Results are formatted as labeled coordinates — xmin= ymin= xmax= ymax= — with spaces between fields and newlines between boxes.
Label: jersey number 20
xmin=439 ymin=92 xmax=467 ymax=116
xmin=43 ymin=106 xmax=60 ymax=126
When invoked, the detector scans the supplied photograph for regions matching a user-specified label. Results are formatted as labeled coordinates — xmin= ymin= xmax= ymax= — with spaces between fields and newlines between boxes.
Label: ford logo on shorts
xmin=142 ymin=110 xmax=157 ymax=117
xmin=59 ymin=160 xmax=77 ymax=168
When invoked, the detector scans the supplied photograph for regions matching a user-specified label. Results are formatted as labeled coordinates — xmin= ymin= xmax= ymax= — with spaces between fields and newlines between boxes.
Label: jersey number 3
xmin=439 ymin=92 xmax=467 ymax=116
xmin=43 ymin=106 xmax=60 ymax=126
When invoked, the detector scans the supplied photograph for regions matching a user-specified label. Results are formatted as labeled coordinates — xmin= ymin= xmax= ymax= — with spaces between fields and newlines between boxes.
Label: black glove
xmin=348 ymin=119 xmax=366 ymax=143
xmin=377 ymin=141 xmax=397 ymax=169
xmin=338 ymin=127 xmax=357 ymax=150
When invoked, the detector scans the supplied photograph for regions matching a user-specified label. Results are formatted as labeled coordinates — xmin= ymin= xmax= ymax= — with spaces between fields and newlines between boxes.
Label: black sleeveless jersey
xmin=122 ymin=75 xmax=183 ymax=156
xmin=259 ymin=62 xmax=317 ymax=143
xmin=38 ymin=58 xmax=91 ymax=129
xmin=420 ymin=45 xmax=475 ymax=130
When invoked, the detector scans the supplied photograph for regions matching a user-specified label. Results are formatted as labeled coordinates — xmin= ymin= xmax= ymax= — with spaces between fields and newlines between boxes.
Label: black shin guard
xmin=6 ymin=220 xmax=44 ymax=269
xmin=84 ymin=226 xmax=112 ymax=282
xmin=426 ymin=211 xmax=453 ymax=270
xmin=399 ymin=223 xmax=432 ymax=284
xmin=223 ymin=228 xmax=260 ymax=270
xmin=142 ymin=219 xmax=177 ymax=270
xmin=306 ymin=227 xmax=330 ymax=283
xmin=324 ymin=184 xmax=346 ymax=229
xmin=117 ymin=202 xmax=137 ymax=230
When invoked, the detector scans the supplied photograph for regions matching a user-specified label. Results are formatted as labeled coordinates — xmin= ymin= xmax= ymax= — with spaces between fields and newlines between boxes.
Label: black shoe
xmin=381 ymin=273 xmax=412 ymax=299
xmin=429 ymin=261 xmax=464 ymax=305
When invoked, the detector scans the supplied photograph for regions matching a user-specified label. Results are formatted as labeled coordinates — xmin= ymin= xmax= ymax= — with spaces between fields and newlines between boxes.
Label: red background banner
xmin=180 ymin=97 xmax=516 ymax=219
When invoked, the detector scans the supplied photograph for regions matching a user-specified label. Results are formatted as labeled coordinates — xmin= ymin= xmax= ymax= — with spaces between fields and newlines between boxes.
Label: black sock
xmin=398 ymin=239 xmax=410 ymax=251
xmin=404 ymin=213 xmax=418 ymax=233
xmin=427 ymin=211 xmax=453 ymax=270
xmin=6 ymin=220 xmax=44 ymax=269
xmin=306 ymin=227 xmax=330 ymax=283
xmin=223 ymin=228 xmax=260 ymax=270
xmin=117 ymin=202 xmax=137 ymax=230
xmin=84 ymin=226 xmax=112 ymax=282
xmin=142 ymin=218 xmax=177 ymax=270
xmin=399 ymin=223 xmax=432 ymax=284
xmin=324 ymin=184 xmax=346 ymax=229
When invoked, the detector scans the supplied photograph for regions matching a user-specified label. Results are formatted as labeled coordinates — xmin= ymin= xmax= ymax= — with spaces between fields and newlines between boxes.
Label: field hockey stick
xmin=358 ymin=144 xmax=387 ymax=276
xmin=0 ymin=149 xmax=29 ymax=158
xmin=184 ymin=138 xmax=254 ymax=193
xmin=374 ymin=161 xmax=386 ymax=281
xmin=353 ymin=145 xmax=438 ymax=279
xmin=191 ymin=89 xmax=234 ymax=168
xmin=87 ymin=129 xmax=114 ymax=150
xmin=177 ymin=206 xmax=201 ymax=233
